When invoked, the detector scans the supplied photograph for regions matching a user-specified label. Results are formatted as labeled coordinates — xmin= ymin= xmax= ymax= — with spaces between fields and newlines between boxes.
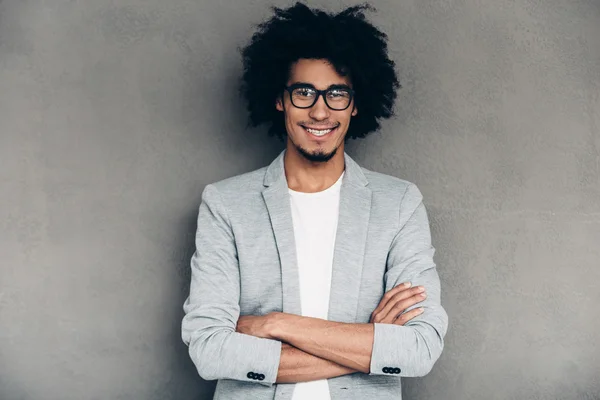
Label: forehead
xmin=287 ymin=58 xmax=352 ymax=88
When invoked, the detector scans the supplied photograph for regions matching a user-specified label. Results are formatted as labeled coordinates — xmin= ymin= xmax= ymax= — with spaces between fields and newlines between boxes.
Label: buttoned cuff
xmin=369 ymin=323 xmax=415 ymax=377
xmin=231 ymin=334 xmax=282 ymax=386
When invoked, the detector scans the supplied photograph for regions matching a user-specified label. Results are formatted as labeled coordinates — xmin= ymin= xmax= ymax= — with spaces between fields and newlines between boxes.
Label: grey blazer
xmin=181 ymin=150 xmax=448 ymax=400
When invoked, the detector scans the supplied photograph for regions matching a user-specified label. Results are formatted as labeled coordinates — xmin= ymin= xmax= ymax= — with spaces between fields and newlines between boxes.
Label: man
xmin=181 ymin=3 xmax=448 ymax=399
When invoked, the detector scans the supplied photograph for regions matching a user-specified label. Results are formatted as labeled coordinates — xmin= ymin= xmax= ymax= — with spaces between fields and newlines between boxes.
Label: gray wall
xmin=1 ymin=0 xmax=599 ymax=399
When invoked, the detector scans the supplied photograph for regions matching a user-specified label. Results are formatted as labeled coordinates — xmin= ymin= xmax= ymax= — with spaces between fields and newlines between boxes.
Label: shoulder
xmin=360 ymin=166 xmax=429 ymax=229
xmin=361 ymin=166 xmax=424 ymax=203
xmin=204 ymin=165 xmax=266 ymax=195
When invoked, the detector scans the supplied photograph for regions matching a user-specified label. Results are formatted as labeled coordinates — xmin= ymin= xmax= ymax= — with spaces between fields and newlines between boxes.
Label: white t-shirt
xmin=288 ymin=171 xmax=344 ymax=400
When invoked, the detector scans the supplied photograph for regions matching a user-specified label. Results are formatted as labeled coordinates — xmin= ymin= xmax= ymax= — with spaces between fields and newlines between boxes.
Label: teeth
xmin=306 ymin=127 xmax=334 ymax=136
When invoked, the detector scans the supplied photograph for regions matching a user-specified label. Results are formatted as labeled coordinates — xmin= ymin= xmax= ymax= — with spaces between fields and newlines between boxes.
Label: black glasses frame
xmin=283 ymin=84 xmax=355 ymax=111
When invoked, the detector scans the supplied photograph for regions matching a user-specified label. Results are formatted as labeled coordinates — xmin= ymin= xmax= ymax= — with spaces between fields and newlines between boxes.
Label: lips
xmin=301 ymin=124 xmax=339 ymax=138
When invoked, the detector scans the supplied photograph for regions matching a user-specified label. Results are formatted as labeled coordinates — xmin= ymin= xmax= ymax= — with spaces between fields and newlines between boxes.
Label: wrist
xmin=266 ymin=311 xmax=284 ymax=339
xmin=267 ymin=311 xmax=293 ymax=340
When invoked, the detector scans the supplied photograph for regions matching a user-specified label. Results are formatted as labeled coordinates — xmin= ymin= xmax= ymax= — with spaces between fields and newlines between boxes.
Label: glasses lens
xmin=291 ymin=87 xmax=317 ymax=108
xmin=326 ymin=89 xmax=351 ymax=110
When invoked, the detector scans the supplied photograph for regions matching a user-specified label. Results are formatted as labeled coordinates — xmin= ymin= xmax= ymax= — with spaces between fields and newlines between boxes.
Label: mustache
xmin=298 ymin=122 xmax=340 ymax=128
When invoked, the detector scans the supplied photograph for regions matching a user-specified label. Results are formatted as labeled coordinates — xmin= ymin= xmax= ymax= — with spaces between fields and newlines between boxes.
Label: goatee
xmin=296 ymin=145 xmax=337 ymax=163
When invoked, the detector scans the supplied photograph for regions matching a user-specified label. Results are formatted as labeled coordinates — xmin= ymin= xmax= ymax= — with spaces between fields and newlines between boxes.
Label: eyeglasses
xmin=284 ymin=84 xmax=355 ymax=111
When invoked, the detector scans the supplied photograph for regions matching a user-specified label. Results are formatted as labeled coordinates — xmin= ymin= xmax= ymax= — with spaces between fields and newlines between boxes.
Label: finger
xmin=385 ymin=293 xmax=427 ymax=323
xmin=371 ymin=282 xmax=412 ymax=320
xmin=371 ymin=284 xmax=421 ymax=322
xmin=393 ymin=307 xmax=425 ymax=326
xmin=378 ymin=293 xmax=426 ymax=324
xmin=373 ymin=287 xmax=426 ymax=323
xmin=374 ymin=291 xmax=426 ymax=324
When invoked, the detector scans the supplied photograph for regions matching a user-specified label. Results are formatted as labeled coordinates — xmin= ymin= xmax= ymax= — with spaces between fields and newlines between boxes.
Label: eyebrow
xmin=292 ymin=81 xmax=353 ymax=90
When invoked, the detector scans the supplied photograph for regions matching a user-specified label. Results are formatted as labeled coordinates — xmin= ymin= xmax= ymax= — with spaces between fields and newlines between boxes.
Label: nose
xmin=308 ymin=93 xmax=330 ymax=121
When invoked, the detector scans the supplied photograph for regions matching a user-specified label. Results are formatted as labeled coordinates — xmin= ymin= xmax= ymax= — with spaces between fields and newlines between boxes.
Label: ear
xmin=351 ymin=104 xmax=358 ymax=117
xmin=276 ymin=95 xmax=284 ymax=112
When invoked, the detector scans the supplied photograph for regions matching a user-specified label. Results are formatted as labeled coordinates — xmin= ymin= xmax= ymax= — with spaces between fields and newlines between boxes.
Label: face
xmin=276 ymin=58 xmax=357 ymax=163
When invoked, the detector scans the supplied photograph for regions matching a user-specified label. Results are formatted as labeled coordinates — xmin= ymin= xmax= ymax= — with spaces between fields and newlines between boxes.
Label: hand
xmin=236 ymin=312 xmax=279 ymax=339
xmin=370 ymin=282 xmax=426 ymax=325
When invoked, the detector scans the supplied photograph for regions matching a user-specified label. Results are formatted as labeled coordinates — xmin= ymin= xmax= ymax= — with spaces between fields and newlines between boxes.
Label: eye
xmin=327 ymin=89 xmax=350 ymax=99
xmin=294 ymin=87 xmax=316 ymax=97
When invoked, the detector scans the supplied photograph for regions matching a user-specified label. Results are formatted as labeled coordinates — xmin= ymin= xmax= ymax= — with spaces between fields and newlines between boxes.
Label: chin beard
xmin=296 ymin=144 xmax=337 ymax=163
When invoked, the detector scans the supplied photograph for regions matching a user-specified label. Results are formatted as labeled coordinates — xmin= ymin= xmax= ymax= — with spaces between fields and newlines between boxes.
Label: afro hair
xmin=239 ymin=2 xmax=400 ymax=141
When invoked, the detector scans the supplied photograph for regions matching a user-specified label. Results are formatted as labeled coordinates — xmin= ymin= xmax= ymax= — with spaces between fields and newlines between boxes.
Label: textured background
xmin=1 ymin=1 xmax=599 ymax=399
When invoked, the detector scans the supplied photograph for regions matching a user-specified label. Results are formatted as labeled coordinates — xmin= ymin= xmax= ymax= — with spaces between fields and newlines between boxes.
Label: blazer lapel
xmin=262 ymin=150 xmax=302 ymax=316
xmin=261 ymin=150 xmax=372 ymax=322
xmin=327 ymin=153 xmax=372 ymax=322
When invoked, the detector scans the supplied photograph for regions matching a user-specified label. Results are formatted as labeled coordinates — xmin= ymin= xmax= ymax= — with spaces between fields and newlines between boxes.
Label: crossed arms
xmin=236 ymin=282 xmax=428 ymax=383
xmin=181 ymin=183 xmax=449 ymax=387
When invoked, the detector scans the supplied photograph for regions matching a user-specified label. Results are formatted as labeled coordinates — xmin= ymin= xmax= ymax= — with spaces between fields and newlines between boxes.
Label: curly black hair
xmin=239 ymin=2 xmax=400 ymax=141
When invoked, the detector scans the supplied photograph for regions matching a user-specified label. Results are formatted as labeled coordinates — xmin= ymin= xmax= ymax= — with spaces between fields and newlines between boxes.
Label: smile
xmin=301 ymin=125 xmax=338 ymax=138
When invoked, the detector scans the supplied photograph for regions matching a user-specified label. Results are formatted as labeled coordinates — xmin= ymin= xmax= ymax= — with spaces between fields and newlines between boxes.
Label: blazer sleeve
xmin=181 ymin=184 xmax=282 ymax=386
xmin=369 ymin=183 xmax=449 ymax=377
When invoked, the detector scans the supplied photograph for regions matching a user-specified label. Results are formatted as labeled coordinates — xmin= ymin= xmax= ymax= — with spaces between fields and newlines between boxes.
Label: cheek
xmin=284 ymin=107 xmax=305 ymax=126
xmin=339 ymin=112 xmax=353 ymax=127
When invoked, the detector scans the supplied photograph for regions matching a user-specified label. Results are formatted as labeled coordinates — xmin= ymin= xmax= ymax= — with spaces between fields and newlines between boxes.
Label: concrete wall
xmin=1 ymin=1 xmax=598 ymax=399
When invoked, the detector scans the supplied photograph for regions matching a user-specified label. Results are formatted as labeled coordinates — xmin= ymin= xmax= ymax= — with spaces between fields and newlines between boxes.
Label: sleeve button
xmin=393 ymin=367 xmax=401 ymax=374
xmin=258 ymin=374 xmax=265 ymax=380
xmin=382 ymin=367 xmax=390 ymax=373
xmin=247 ymin=372 xmax=254 ymax=379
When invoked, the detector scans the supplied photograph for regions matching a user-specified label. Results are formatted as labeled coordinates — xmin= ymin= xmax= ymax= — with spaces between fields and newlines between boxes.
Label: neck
xmin=284 ymin=141 xmax=345 ymax=193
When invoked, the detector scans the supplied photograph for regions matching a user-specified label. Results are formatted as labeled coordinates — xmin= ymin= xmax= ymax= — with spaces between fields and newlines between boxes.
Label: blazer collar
xmin=261 ymin=148 xmax=372 ymax=322
xmin=263 ymin=149 xmax=369 ymax=188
